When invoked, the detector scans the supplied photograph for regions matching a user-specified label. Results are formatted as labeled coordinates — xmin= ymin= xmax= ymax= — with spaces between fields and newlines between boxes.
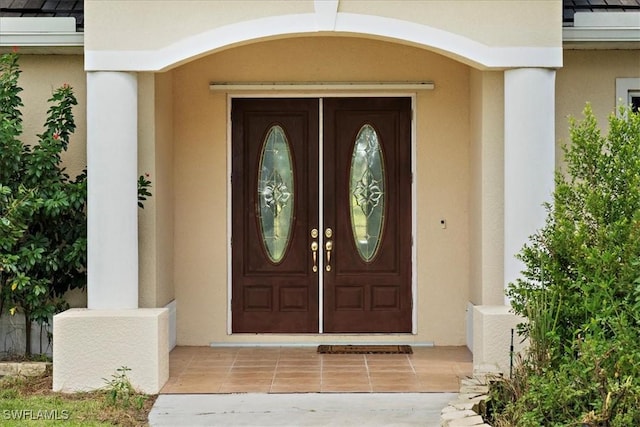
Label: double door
xmin=231 ymin=97 xmax=412 ymax=333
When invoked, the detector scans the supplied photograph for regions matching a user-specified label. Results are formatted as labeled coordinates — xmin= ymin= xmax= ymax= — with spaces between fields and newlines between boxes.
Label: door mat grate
xmin=317 ymin=345 xmax=413 ymax=354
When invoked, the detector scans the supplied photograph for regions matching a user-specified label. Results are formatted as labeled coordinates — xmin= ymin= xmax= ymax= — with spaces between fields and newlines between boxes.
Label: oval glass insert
xmin=258 ymin=125 xmax=294 ymax=263
xmin=349 ymin=124 xmax=385 ymax=262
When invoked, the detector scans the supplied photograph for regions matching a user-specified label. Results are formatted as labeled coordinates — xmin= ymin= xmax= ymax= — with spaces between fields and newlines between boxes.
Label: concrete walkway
xmin=149 ymin=392 xmax=456 ymax=426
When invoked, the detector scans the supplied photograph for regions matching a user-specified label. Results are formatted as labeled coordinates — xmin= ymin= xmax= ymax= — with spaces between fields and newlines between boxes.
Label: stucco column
xmin=504 ymin=68 xmax=555 ymax=301
xmin=87 ymin=71 xmax=139 ymax=309
xmin=56 ymin=73 xmax=167 ymax=394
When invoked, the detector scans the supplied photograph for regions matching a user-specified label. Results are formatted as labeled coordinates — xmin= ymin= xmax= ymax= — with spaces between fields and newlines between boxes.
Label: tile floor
xmin=161 ymin=346 xmax=472 ymax=394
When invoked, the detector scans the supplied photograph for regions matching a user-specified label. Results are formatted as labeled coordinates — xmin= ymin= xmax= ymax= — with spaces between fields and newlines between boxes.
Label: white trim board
xmin=210 ymin=82 xmax=435 ymax=91
xmin=617 ymin=78 xmax=640 ymax=109
xmin=574 ymin=12 xmax=640 ymax=27
xmin=0 ymin=17 xmax=83 ymax=47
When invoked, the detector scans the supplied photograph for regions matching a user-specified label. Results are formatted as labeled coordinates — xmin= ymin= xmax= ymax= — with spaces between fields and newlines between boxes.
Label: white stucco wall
xmin=53 ymin=308 xmax=169 ymax=394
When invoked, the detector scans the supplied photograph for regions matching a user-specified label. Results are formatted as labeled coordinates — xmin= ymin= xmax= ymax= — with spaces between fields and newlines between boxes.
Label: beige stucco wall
xmin=468 ymin=70 xmax=504 ymax=306
xmin=84 ymin=0 xmax=314 ymax=51
xmin=172 ymin=36 xmax=470 ymax=346
xmin=340 ymin=0 xmax=561 ymax=47
xmin=139 ymin=74 xmax=156 ymax=308
xmin=84 ymin=0 xmax=560 ymax=52
xmin=139 ymin=72 xmax=176 ymax=309
xmin=18 ymin=55 xmax=86 ymax=179
xmin=556 ymin=49 xmax=640 ymax=167
xmin=154 ymin=72 xmax=176 ymax=308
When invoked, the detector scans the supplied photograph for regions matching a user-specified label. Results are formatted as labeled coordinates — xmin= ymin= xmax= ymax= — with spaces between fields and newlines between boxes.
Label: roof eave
xmin=564 ymin=11 xmax=640 ymax=45
xmin=0 ymin=32 xmax=84 ymax=47
xmin=0 ymin=17 xmax=83 ymax=48
xmin=563 ymin=26 xmax=640 ymax=43
xmin=562 ymin=27 xmax=640 ymax=49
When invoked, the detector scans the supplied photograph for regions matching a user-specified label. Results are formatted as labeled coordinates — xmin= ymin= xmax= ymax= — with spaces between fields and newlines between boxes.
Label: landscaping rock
xmin=0 ymin=361 xmax=51 ymax=378
xmin=0 ymin=362 xmax=19 ymax=377
xmin=19 ymin=362 xmax=50 ymax=376
xmin=440 ymin=369 xmax=500 ymax=426
xmin=447 ymin=415 xmax=485 ymax=426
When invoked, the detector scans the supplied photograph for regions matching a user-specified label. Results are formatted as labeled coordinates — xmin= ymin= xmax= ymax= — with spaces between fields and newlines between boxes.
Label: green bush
xmin=0 ymin=52 xmax=153 ymax=357
xmin=488 ymin=104 xmax=640 ymax=426
xmin=0 ymin=52 xmax=86 ymax=356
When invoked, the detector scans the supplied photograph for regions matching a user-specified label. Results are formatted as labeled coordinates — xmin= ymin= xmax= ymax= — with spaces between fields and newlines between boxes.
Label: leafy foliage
xmin=0 ymin=53 xmax=154 ymax=357
xmin=103 ymin=366 xmax=148 ymax=410
xmin=0 ymin=53 xmax=86 ymax=356
xmin=487 ymin=105 xmax=640 ymax=426
xmin=137 ymin=173 xmax=152 ymax=209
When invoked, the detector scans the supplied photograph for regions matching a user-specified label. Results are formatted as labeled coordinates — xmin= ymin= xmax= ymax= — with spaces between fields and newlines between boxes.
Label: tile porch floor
xmin=161 ymin=346 xmax=472 ymax=394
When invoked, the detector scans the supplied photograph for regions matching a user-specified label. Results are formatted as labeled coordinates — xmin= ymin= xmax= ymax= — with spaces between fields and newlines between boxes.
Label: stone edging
xmin=440 ymin=375 xmax=493 ymax=427
xmin=0 ymin=361 xmax=51 ymax=378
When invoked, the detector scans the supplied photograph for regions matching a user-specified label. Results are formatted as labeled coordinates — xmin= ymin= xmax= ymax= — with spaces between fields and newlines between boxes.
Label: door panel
xmin=323 ymin=98 xmax=412 ymax=333
xmin=231 ymin=99 xmax=319 ymax=333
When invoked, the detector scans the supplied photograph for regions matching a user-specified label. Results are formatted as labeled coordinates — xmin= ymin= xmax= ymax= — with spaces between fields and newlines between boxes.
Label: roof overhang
xmin=0 ymin=17 xmax=83 ymax=48
xmin=563 ymin=12 xmax=640 ymax=48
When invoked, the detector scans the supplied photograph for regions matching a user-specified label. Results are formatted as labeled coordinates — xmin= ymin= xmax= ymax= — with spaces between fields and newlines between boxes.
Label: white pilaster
xmin=504 ymin=68 xmax=555 ymax=301
xmin=87 ymin=71 xmax=139 ymax=309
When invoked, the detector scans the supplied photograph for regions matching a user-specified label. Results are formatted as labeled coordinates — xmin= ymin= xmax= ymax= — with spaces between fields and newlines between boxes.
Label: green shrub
xmin=0 ymin=52 xmax=86 ymax=356
xmin=488 ymin=104 xmax=640 ymax=426
xmin=0 ymin=53 xmax=152 ymax=356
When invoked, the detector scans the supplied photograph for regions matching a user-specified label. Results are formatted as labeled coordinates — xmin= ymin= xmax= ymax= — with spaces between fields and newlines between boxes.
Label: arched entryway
xmin=55 ymin=0 xmax=560 ymax=393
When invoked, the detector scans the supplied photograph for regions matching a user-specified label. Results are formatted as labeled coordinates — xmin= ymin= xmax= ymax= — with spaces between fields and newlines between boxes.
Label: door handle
xmin=311 ymin=241 xmax=319 ymax=273
xmin=325 ymin=240 xmax=333 ymax=272
xmin=310 ymin=228 xmax=319 ymax=273
xmin=324 ymin=228 xmax=333 ymax=272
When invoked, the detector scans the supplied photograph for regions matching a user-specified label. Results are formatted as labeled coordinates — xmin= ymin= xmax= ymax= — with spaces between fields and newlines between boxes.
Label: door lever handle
xmin=310 ymin=228 xmax=319 ymax=273
xmin=325 ymin=240 xmax=333 ymax=272
xmin=311 ymin=241 xmax=319 ymax=273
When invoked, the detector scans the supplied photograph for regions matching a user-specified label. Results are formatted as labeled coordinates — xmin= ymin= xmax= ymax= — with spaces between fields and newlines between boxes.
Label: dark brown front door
xmin=323 ymin=98 xmax=412 ymax=332
xmin=231 ymin=97 xmax=411 ymax=333
xmin=231 ymin=99 xmax=319 ymax=333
